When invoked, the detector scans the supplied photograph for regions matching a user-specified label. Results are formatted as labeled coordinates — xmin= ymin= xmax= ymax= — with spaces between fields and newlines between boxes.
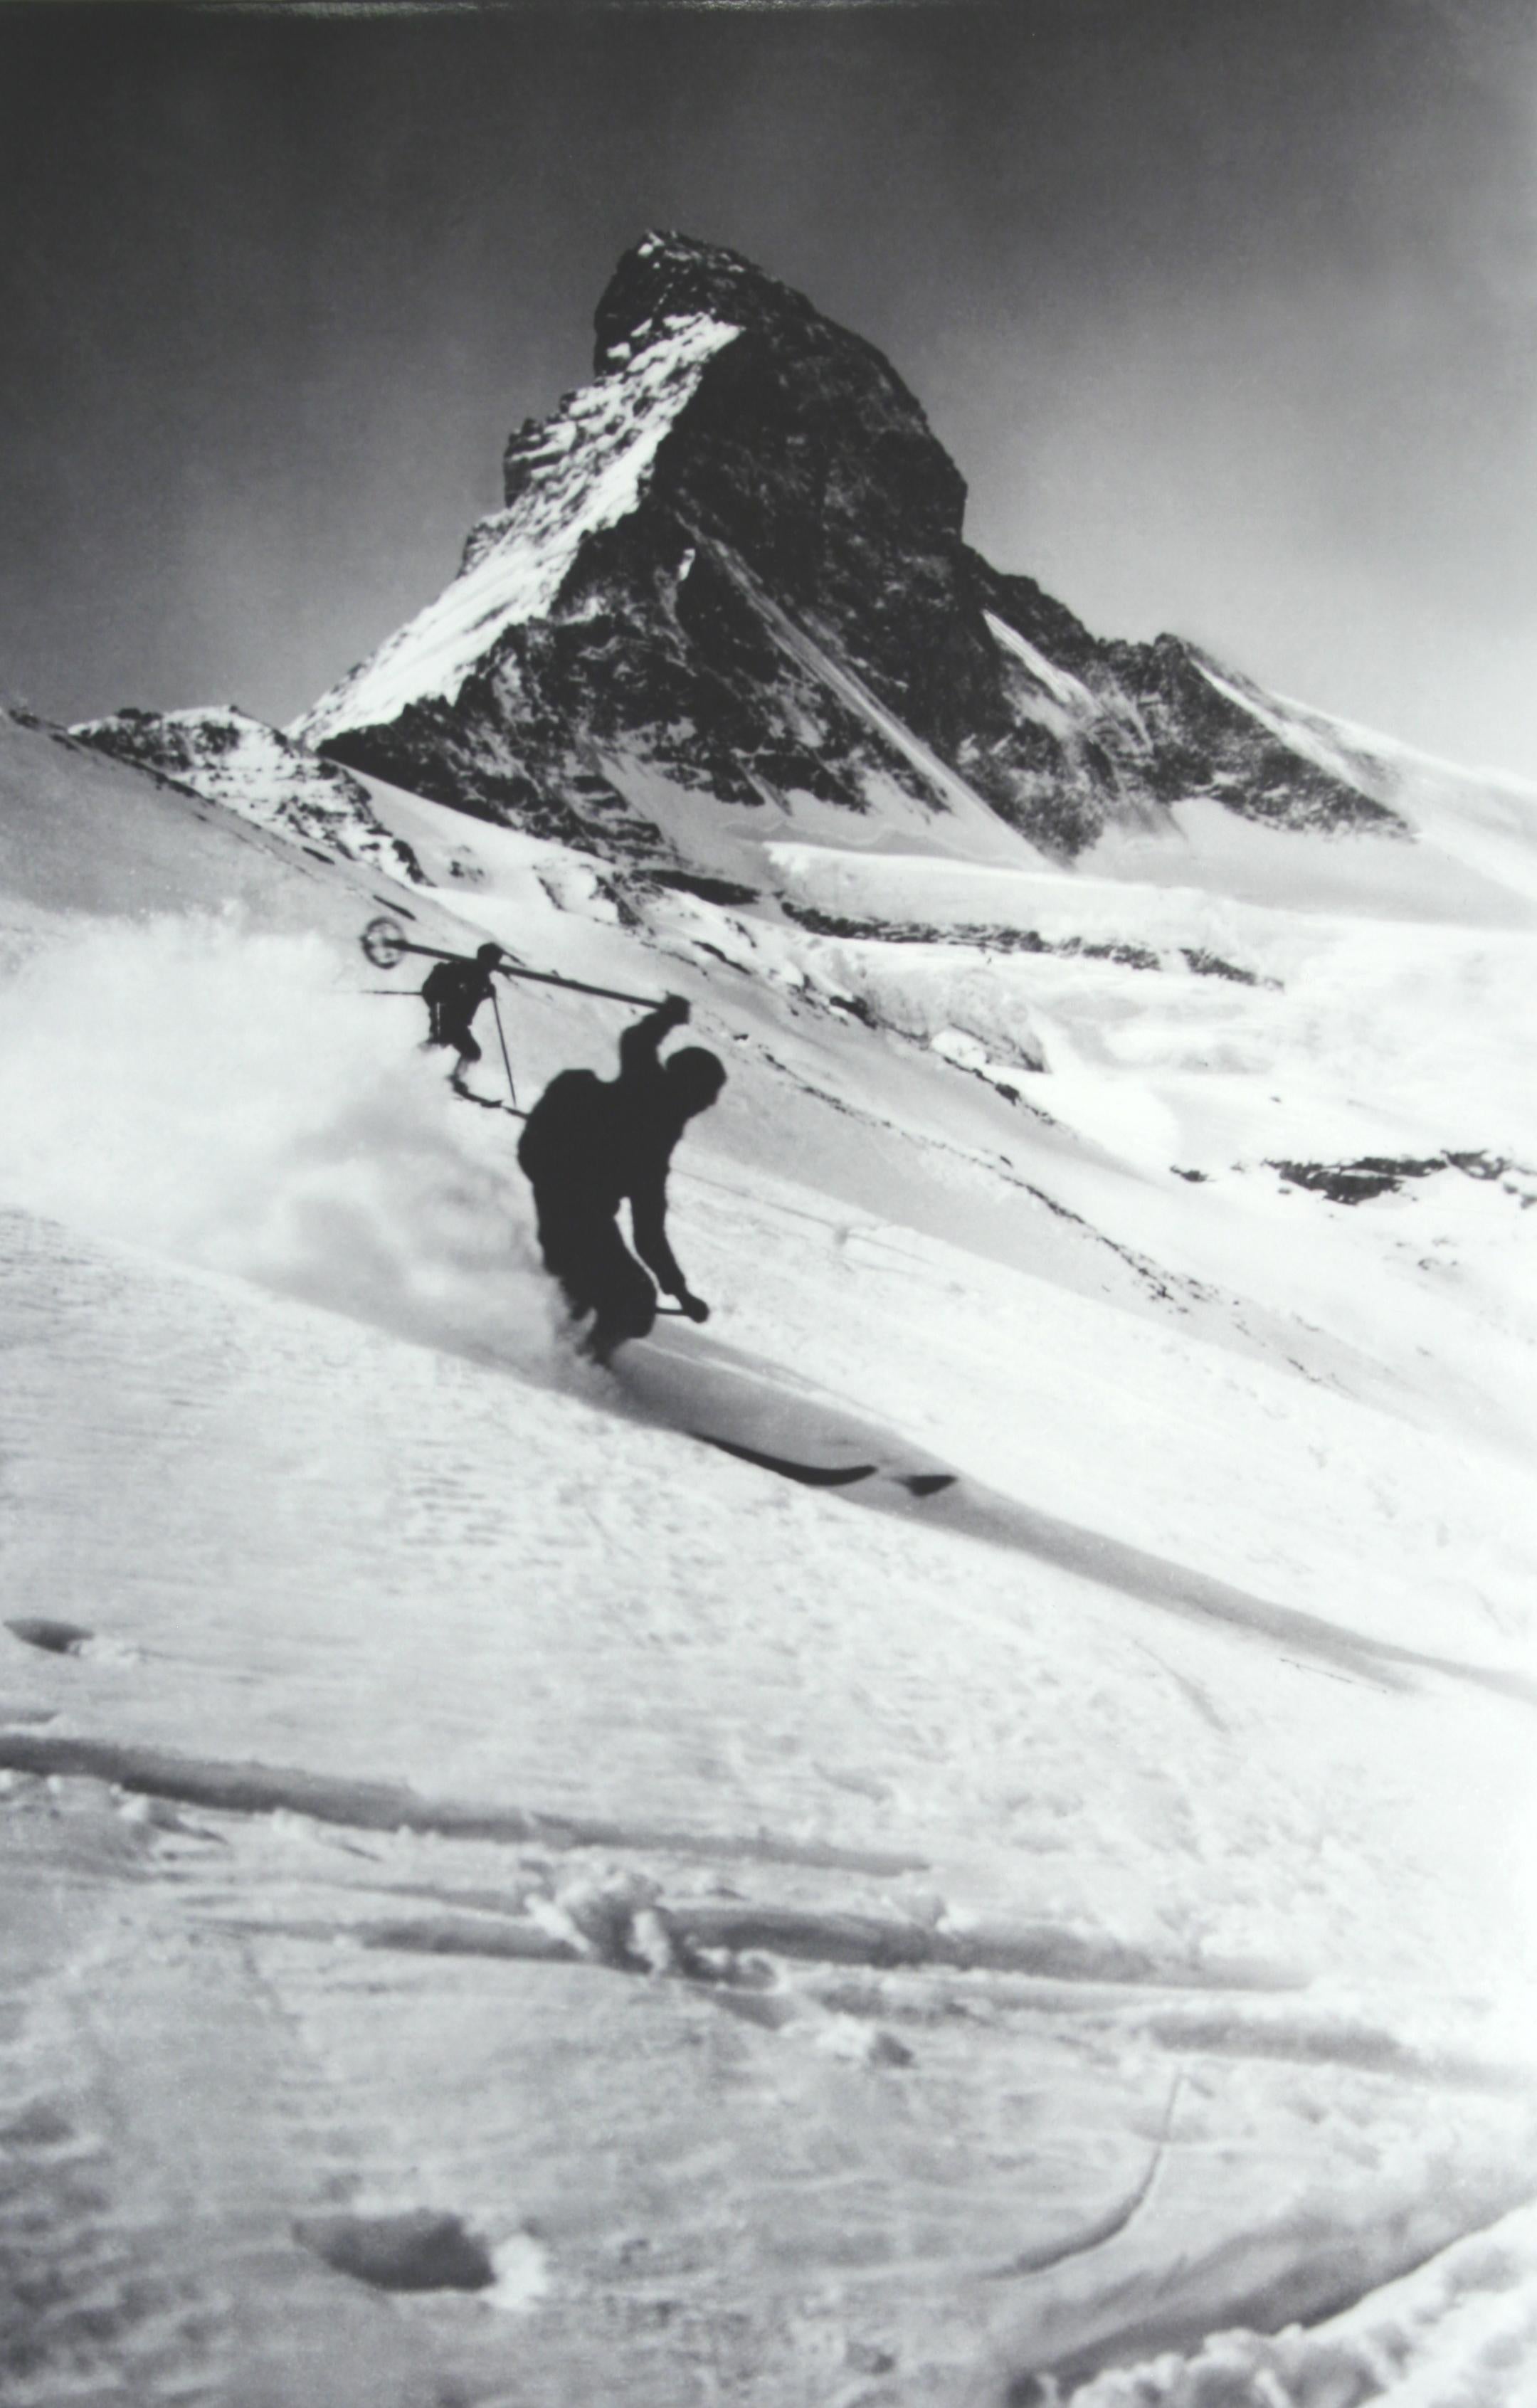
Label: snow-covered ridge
xmin=69 ymin=703 xmax=427 ymax=884
xmin=1179 ymin=656 xmax=1537 ymax=912
xmin=985 ymin=609 xmax=1099 ymax=726
xmin=296 ymin=312 xmax=741 ymax=745
xmin=1193 ymin=657 xmax=1368 ymax=791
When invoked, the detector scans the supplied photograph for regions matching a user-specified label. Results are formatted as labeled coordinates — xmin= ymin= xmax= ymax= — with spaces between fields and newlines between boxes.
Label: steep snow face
xmin=299 ymin=312 xmax=740 ymax=745
xmin=70 ymin=704 xmax=426 ymax=885
xmin=289 ymin=232 xmax=1403 ymax=870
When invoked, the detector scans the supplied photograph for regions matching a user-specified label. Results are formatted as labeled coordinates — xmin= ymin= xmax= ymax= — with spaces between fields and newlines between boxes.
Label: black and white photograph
xmin=2 ymin=1 xmax=1536 ymax=2401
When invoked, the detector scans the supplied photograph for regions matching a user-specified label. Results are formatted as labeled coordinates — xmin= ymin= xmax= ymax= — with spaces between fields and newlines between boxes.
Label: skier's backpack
xmin=421 ymin=958 xmax=460 ymax=1044
xmin=517 ymin=1068 xmax=613 ymax=1186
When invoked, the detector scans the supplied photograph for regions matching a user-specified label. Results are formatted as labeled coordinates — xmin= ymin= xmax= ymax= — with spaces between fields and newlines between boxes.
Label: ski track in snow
xmin=1 ymin=712 xmax=1536 ymax=2404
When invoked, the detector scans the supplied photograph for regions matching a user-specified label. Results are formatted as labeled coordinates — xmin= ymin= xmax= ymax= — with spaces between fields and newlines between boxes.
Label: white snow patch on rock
xmin=986 ymin=610 xmax=1099 ymax=723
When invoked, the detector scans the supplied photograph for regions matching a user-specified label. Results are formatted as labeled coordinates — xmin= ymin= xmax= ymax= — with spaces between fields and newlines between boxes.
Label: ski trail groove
xmin=212 ymin=1896 xmax=1307 ymax=1997
xmin=0 ymin=1728 xmax=929 ymax=1874
xmin=618 ymin=1336 xmax=1537 ymax=1709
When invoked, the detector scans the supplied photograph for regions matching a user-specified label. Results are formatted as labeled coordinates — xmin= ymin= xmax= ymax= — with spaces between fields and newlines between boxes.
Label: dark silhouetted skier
xmin=422 ymin=943 xmax=505 ymax=1096
xmin=517 ymin=995 xmax=725 ymax=1362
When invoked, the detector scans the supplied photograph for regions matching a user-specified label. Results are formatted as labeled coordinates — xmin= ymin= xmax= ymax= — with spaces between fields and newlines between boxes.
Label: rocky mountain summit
xmin=70 ymin=704 xmax=426 ymax=884
xmin=295 ymin=231 xmax=1402 ymax=867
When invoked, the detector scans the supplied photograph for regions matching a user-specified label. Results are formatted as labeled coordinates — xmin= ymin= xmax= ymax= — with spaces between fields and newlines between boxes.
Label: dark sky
xmin=4 ymin=0 xmax=1534 ymax=778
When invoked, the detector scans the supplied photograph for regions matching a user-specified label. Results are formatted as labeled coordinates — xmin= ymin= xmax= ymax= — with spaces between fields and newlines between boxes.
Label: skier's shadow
xmin=618 ymin=1331 xmax=1537 ymax=1715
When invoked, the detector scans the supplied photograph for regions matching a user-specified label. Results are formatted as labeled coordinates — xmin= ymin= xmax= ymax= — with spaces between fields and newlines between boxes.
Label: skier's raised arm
xmin=618 ymin=993 xmax=691 ymax=1080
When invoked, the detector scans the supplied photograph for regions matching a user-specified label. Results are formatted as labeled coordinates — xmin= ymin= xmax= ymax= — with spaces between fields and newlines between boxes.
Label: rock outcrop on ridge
xmin=70 ymin=704 xmax=427 ymax=884
xmin=294 ymin=231 xmax=1402 ymax=866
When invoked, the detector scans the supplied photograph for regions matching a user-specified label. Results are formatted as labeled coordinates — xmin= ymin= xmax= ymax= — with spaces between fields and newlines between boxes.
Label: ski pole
xmin=495 ymin=963 xmax=662 ymax=1007
xmin=360 ymin=916 xmax=662 ymax=1008
xmin=490 ymin=992 xmax=518 ymax=1111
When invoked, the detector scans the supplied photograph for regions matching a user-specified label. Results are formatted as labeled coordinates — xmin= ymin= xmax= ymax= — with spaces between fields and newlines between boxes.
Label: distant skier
xmin=517 ymin=994 xmax=725 ymax=1362
xmin=421 ymin=942 xmax=505 ymax=1097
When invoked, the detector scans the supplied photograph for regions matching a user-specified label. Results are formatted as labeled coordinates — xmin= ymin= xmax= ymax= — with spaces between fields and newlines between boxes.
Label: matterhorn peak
xmin=295 ymin=233 xmax=1399 ymax=867
xmin=591 ymin=228 xmax=911 ymax=396
xmin=592 ymin=229 xmax=801 ymax=371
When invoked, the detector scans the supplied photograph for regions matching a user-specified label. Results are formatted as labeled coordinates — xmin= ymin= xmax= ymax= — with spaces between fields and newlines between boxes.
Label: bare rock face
xmin=295 ymin=231 xmax=1400 ymax=865
xmin=70 ymin=705 xmax=426 ymax=884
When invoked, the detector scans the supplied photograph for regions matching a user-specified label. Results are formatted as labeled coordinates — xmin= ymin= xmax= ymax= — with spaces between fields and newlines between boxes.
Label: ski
xmin=695 ymin=1435 xmax=880 ymax=1488
xmin=692 ymin=1434 xmax=958 ymax=1495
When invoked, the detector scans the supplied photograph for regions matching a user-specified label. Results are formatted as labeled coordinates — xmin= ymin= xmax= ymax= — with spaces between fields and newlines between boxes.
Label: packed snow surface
xmin=1 ymin=707 xmax=1535 ymax=2405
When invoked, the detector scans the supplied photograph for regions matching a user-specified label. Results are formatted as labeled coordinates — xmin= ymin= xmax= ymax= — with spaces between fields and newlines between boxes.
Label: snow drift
xmin=0 ymin=913 xmax=568 ymax=1375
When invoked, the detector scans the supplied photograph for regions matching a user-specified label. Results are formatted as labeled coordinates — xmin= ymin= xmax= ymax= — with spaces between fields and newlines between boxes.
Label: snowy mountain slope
xmin=291 ymin=231 xmax=1412 ymax=870
xmin=1226 ymin=675 xmax=1537 ymax=911
xmin=1 ymin=717 xmax=1536 ymax=2404
xmin=0 ymin=703 xmax=376 ymax=934
xmin=356 ymin=766 xmax=1537 ymax=1459
xmin=0 ymin=707 xmax=482 ymax=988
xmin=68 ymin=700 xmax=427 ymax=884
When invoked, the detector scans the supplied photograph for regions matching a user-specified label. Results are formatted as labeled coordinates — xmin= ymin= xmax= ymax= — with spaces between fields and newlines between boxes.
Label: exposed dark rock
xmin=635 ymin=867 xmax=761 ymax=906
xmin=1179 ymin=947 xmax=1274 ymax=987
xmin=780 ymin=902 xmax=1270 ymax=986
xmin=1269 ymin=1152 xmax=1531 ymax=1204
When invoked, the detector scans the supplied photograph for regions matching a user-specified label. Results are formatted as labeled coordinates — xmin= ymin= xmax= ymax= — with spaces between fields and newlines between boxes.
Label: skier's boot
xmin=581 ymin=1313 xmax=623 ymax=1368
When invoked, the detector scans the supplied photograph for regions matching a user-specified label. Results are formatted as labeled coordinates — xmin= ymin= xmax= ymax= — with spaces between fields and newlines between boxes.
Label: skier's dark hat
xmin=666 ymin=1047 xmax=726 ymax=1111
xmin=475 ymin=942 xmax=505 ymax=965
